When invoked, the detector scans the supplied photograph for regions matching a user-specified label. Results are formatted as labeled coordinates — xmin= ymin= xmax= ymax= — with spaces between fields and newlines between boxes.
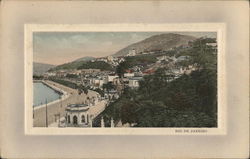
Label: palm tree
xmin=103 ymin=82 xmax=115 ymax=100
xmin=78 ymin=84 xmax=88 ymax=95
xmin=76 ymin=84 xmax=89 ymax=104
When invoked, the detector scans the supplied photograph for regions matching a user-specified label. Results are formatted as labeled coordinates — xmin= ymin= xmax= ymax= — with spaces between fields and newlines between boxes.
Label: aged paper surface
xmin=0 ymin=0 xmax=249 ymax=158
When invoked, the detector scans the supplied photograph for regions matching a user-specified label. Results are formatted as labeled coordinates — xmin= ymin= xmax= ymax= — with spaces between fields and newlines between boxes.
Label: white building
xmin=177 ymin=56 xmax=190 ymax=62
xmin=94 ymin=79 xmax=104 ymax=88
xmin=44 ymin=72 xmax=56 ymax=77
xmin=128 ymin=77 xmax=143 ymax=88
xmin=206 ymin=42 xmax=217 ymax=47
xmin=107 ymin=56 xmax=114 ymax=62
xmin=124 ymin=73 xmax=135 ymax=78
xmin=65 ymin=104 xmax=91 ymax=127
xmin=156 ymin=55 xmax=169 ymax=61
xmin=104 ymin=75 xmax=119 ymax=83
xmin=118 ymin=57 xmax=125 ymax=63
xmin=127 ymin=49 xmax=136 ymax=56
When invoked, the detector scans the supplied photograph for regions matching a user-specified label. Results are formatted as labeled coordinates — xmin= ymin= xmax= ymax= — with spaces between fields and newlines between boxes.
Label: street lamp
xmin=45 ymin=99 xmax=48 ymax=127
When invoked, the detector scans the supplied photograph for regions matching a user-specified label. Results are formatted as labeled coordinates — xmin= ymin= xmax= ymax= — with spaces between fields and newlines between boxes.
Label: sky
xmin=33 ymin=32 xmax=216 ymax=65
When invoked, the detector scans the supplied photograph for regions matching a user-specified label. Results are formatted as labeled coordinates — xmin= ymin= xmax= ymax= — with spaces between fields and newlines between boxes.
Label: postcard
xmin=24 ymin=23 xmax=226 ymax=135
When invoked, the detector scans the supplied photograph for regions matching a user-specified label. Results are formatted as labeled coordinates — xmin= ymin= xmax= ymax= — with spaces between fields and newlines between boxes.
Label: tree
xmin=66 ymin=74 xmax=78 ymax=78
xmin=103 ymin=82 xmax=115 ymax=100
xmin=93 ymin=38 xmax=217 ymax=127
xmin=103 ymin=82 xmax=115 ymax=93
xmin=77 ymin=61 xmax=114 ymax=71
xmin=78 ymin=84 xmax=88 ymax=95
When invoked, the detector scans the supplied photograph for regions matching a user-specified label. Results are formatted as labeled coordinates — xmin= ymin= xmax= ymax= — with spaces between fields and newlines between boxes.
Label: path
xmin=33 ymin=80 xmax=101 ymax=127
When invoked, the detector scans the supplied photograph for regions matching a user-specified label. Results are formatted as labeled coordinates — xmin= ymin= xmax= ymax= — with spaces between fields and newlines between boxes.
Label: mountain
xmin=112 ymin=33 xmax=197 ymax=57
xmin=33 ymin=62 xmax=55 ymax=75
xmin=49 ymin=57 xmax=95 ymax=71
xmin=49 ymin=61 xmax=88 ymax=71
xmin=73 ymin=56 xmax=95 ymax=62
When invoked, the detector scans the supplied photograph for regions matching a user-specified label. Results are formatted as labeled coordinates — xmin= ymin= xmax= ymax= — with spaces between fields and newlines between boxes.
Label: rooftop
xmin=66 ymin=104 xmax=90 ymax=112
xmin=131 ymin=76 xmax=143 ymax=80
xmin=67 ymin=104 xmax=89 ymax=108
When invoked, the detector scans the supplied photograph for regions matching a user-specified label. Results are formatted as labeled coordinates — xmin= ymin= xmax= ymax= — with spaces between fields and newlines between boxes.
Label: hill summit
xmin=73 ymin=56 xmax=95 ymax=62
xmin=112 ymin=33 xmax=196 ymax=57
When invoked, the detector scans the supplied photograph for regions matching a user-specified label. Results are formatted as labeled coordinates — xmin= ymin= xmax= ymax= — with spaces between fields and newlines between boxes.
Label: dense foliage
xmin=49 ymin=61 xmax=86 ymax=71
xmin=94 ymin=38 xmax=217 ymax=127
xmin=77 ymin=61 xmax=114 ymax=71
xmin=92 ymin=88 xmax=104 ymax=97
xmin=49 ymin=78 xmax=78 ymax=89
xmin=66 ymin=74 xmax=79 ymax=78
xmin=33 ymin=75 xmax=44 ymax=80
xmin=116 ymin=54 xmax=157 ymax=77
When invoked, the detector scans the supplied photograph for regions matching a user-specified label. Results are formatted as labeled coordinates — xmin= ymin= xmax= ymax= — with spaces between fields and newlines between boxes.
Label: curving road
xmin=33 ymin=80 xmax=103 ymax=127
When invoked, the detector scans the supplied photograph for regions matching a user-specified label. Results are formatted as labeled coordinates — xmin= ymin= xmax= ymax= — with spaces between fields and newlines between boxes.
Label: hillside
xmin=113 ymin=33 xmax=196 ymax=57
xmin=33 ymin=62 xmax=55 ymax=75
xmin=49 ymin=56 xmax=95 ymax=71
xmin=94 ymin=37 xmax=217 ymax=127
xmin=49 ymin=61 xmax=86 ymax=71
xmin=50 ymin=33 xmax=196 ymax=71
xmin=77 ymin=61 xmax=114 ymax=71
xmin=73 ymin=56 xmax=95 ymax=62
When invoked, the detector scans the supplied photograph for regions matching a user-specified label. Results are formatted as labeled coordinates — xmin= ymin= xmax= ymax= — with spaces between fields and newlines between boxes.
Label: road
xmin=33 ymin=80 xmax=103 ymax=127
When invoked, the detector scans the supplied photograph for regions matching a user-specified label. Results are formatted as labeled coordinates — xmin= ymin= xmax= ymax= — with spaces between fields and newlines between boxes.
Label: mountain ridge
xmin=112 ymin=33 xmax=196 ymax=57
xmin=33 ymin=62 xmax=55 ymax=75
xmin=49 ymin=33 xmax=197 ymax=71
xmin=73 ymin=56 xmax=95 ymax=62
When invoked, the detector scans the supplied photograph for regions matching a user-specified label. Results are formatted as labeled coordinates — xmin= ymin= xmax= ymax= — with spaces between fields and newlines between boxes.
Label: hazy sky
xmin=33 ymin=32 xmax=216 ymax=65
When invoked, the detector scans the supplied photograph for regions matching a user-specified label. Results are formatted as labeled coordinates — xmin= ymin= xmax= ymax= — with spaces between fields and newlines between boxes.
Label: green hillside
xmin=77 ymin=61 xmax=114 ymax=71
xmin=49 ymin=61 xmax=86 ymax=71
xmin=93 ymin=37 xmax=217 ymax=127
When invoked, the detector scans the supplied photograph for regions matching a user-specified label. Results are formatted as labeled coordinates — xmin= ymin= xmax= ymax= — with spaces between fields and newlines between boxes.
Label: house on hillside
xmin=127 ymin=49 xmax=136 ymax=56
xmin=93 ymin=79 xmax=104 ymax=88
xmin=206 ymin=42 xmax=217 ymax=53
xmin=128 ymin=76 xmax=143 ymax=88
xmin=124 ymin=73 xmax=135 ymax=78
xmin=103 ymin=74 xmax=119 ymax=84
xmin=176 ymin=56 xmax=190 ymax=62
xmin=206 ymin=42 xmax=217 ymax=47
xmin=157 ymin=55 xmax=169 ymax=61
xmin=55 ymin=70 xmax=67 ymax=77
xmin=80 ymin=69 xmax=101 ymax=74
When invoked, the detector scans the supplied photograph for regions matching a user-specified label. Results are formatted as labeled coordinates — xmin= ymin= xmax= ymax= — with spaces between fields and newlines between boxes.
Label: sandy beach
xmin=33 ymin=80 xmax=100 ymax=127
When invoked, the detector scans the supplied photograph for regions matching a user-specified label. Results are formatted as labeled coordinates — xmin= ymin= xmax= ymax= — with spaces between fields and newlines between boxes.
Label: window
xmin=81 ymin=115 xmax=85 ymax=123
xmin=68 ymin=115 xmax=70 ymax=123
xmin=73 ymin=115 xmax=78 ymax=125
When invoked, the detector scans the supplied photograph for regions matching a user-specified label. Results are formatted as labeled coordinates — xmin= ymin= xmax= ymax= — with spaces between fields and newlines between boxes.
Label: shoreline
xmin=33 ymin=80 xmax=78 ymax=127
xmin=33 ymin=80 xmax=70 ymax=111
xmin=33 ymin=79 xmax=106 ymax=127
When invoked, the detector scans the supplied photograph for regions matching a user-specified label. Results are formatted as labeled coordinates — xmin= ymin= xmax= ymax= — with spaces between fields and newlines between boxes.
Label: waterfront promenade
xmin=33 ymin=80 xmax=102 ymax=127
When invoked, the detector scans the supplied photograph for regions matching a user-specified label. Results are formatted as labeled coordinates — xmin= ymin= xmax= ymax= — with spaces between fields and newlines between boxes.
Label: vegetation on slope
xmin=49 ymin=78 xmax=78 ymax=89
xmin=94 ymin=37 xmax=217 ymax=127
xmin=77 ymin=61 xmax=114 ymax=71
xmin=49 ymin=61 xmax=86 ymax=71
xmin=116 ymin=54 xmax=157 ymax=77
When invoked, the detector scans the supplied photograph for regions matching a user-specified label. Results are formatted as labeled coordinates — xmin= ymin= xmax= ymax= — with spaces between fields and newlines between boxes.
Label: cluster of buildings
xmin=44 ymin=47 xmax=201 ymax=94
xmin=91 ymin=55 xmax=125 ymax=67
xmin=44 ymin=38 xmax=217 ymax=128
xmin=156 ymin=55 xmax=190 ymax=64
